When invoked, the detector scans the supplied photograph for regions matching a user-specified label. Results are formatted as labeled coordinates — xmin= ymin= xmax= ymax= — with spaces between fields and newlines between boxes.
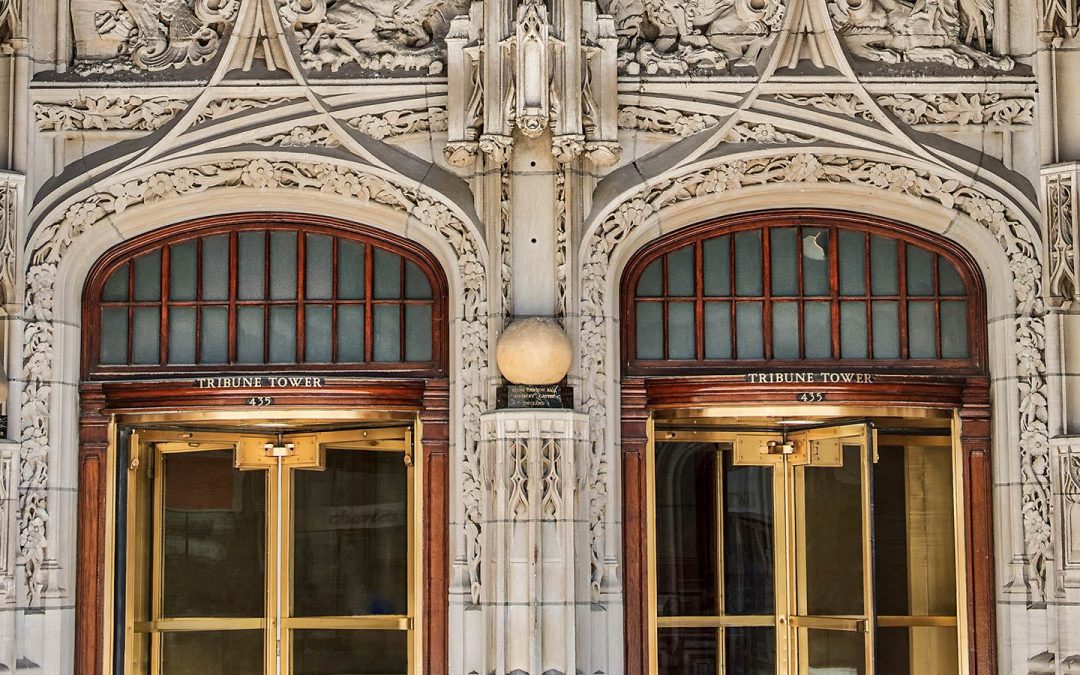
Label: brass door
xmin=123 ymin=427 xmax=417 ymax=675
xmin=651 ymin=420 xmax=961 ymax=675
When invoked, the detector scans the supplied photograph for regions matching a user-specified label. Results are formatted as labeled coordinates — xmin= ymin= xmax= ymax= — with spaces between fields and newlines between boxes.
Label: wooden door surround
xmin=620 ymin=375 xmax=995 ymax=675
xmin=75 ymin=378 xmax=451 ymax=675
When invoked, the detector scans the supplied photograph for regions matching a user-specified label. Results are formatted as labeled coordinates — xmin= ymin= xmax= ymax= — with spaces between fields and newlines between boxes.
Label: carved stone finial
xmin=444 ymin=0 xmax=621 ymax=167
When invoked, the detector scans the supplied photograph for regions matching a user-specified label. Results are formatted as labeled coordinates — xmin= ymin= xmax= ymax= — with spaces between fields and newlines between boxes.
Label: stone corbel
xmin=1043 ymin=163 xmax=1080 ymax=304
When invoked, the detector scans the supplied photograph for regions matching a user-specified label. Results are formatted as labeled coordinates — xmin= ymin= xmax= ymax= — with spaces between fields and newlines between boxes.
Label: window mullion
xmin=297 ymin=233 xmax=306 ymax=364
xmin=898 ymin=241 xmax=909 ymax=360
xmin=160 ymin=246 xmax=170 ymax=366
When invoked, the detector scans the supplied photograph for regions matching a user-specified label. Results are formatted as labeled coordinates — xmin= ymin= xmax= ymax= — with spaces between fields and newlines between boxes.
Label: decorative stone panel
xmin=481 ymin=410 xmax=590 ymax=675
xmin=1043 ymin=163 xmax=1080 ymax=303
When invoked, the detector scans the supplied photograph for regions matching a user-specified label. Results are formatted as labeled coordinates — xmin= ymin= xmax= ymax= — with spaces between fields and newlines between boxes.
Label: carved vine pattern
xmin=579 ymin=152 xmax=1050 ymax=601
xmin=20 ymin=158 xmax=489 ymax=604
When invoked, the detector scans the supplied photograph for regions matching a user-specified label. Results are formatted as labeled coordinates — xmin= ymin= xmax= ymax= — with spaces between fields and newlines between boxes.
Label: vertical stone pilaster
xmin=482 ymin=409 xmax=589 ymax=675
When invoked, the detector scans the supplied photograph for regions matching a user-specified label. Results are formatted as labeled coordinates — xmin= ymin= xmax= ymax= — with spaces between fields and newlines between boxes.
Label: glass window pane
xmin=702 ymin=235 xmax=730 ymax=296
xmin=871 ymin=235 xmax=899 ymax=296
xmin=132 ymin=308 xmax=159 ymax=365
xmin=704 ymin=301 xmax=731 ymax=359
xmin=373 ymin=305 xmax=401 ymax=361
xmin=338 ymin=306 xmax=364 ymax=362
xmin=270 ymin=231 xmax=297 ymax=300
xmin=201 ymin=234 xmax=230 ymax=301
xmin=637 ymin=259 xmax=663 ymax=297
xmin=405 ymin=305 xmax=433 ymax=362
xmin=305 ymin=234 xmax=333 ymax=300
xmin=292 ymin=630 xmax=407 ymax=675
xmin=162 ymin=451 xmax=265 ymax=617
xmin=200 ymin=307 xmax=228 ymax=364
xmin=939 ymin=256 xmax=966 ymax=296
xmin=269 ymin=305 xmax=297 ymax=363
xmin=840 ymin=301 xmax=868 ymax=359
xmin=169 ymin=241 xmax=197 ymax=301
xmin=168 ymin=307 xmax=196 ymax=364
xmin=804 ymin=301 xmax=832 ymax=359
xmin=293 ymin=449 xmax=409 ymax=616
xmin=908 ymin=300 xmax=937 ymax=358
xmin=133 ymin=250 xmax=161 ymax=302
xmin=724 ymin=452 xmax=774 ymax=615
xmin=736 ymin=302 xmax=764 ymax=360
xmin=654 ymin=443 xmax=718 ymax=615
xmin=102 ymin=264 xmax=129 ymax=301
xmin=802 ymin=228 xmax=830 ymax=296
xmin=772 ymin=302 xmax=799 ymax=359
xmin=161 ymin=631 xmax=263 ymax=675
xmin=668 ymin=302 xmax=695 ymax=359
xmin=735 ymin=231 xmax=763 ymax=296
xmin=877 ymin=627 xmax=958 ymax=675
xmin=636 ymin=302 xmax=663 ymax=360
xmin=305 ymin=305 xmax=333 ymax=363
xmin=100 ymin=307 xmax=128 ymax=364
xmin=872 ymin=300 xmax=900 ymax=359
xmin=338 ymin=240 xmax=365 ymax=300
xmin=726 ymin=627 xmax=776 ymax=675
xmin=770 ymin=227 xmax=798 ymax=296
xmin=237 ymin=306 xmax=264 ymax=364
xmin=667 ymin=246 xmax=694 ymax=297
xmin=906 ymin=245 xmax=935 ymax=296
xmin=238 ymin=232 xmax=265 ymax=301
xmin=805 ymin=629 xmax=866 ymax=675
xmin=374 ymin=248 xmax=402 ymax=299
xmin=941 ymin=301 xmax=968 ymax=358
xmin=838 ymin=230 xmax=866 ymax=296
xmin=405 ymin=261 xmax=433 ymax=299
xmin=657 ymin=629 xmax=717 ymax=675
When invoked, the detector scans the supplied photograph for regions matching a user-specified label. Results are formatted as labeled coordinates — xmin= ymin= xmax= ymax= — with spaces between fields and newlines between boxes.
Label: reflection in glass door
xmin=651 ymin=417 xmax=963 ymax=675
xmin=122 ymin=427 xmax=416 ymax=675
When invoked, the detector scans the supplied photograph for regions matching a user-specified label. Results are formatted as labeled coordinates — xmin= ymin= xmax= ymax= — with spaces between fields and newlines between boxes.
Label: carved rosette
xmin=579 ymin=152 xmax=1050 ymax=602
xmin=20 ymin=159 xmax=489 ymax=605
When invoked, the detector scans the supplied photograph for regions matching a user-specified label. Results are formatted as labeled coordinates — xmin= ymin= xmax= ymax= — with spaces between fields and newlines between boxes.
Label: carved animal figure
xmin=302 ymin=0 xmax=465 ymax=58
xmin=119 ymin=0 xmax=221 ymax=69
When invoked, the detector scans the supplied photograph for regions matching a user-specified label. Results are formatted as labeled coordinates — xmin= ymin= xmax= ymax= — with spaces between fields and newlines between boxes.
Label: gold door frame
xmin=645 ymin=405 xmax=971 ymax=675
xmin=101 ymin=408 xmax=425 ymax=675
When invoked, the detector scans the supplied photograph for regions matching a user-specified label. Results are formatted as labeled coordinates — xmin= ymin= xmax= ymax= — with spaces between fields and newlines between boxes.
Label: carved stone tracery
xmin=20 ymin=159 xmax=489 ymax=605
xmin=580 ymin=152 xmax=1050 ymax=602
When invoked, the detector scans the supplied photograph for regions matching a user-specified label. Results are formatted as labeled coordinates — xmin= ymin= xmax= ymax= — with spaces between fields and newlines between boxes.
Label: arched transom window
xmin=624 ymin=215 xmax=981 ymax=371
xmin=85 ymin=221 xmax=446 ymax=375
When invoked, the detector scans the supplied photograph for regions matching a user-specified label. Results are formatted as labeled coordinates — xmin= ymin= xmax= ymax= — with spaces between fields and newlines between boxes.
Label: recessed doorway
xmin=649 ymin=410 xmax=965 ymax=675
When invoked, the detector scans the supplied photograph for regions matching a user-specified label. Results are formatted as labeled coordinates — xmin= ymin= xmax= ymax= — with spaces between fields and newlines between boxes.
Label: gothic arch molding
xmin=575 ymin=150 xmax=1050 ymax=621
xmin=16 ymin=155 xmax=492 ymax=616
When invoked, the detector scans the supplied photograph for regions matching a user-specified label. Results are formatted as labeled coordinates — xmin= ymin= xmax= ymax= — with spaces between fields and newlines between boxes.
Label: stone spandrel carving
xmin=602 ymin=0 xmax=784 ymax=74
xmin=829 ymin=0 xmax=1014 ymax=70
xmin=72 ymin=0 xmax=238 ymax=74
xmin=280 ymin=0 xmax=469 ymax=74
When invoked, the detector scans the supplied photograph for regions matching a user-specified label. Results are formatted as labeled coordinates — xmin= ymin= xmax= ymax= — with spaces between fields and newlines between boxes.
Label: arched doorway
xmin=75 ymin=214 xmax=451 ymax=675
xmin=619 ymin=210 xmax=994 ymax=675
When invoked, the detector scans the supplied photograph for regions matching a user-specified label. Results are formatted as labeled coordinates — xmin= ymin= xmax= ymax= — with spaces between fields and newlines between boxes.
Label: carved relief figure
xmin=602 ymin=0 xmax=784 ymax=74
xmin=72 ymin=0 xmax=237 ymax=73
xmin=281 ymin=0 xmax=470 ymax=74
xmin=829 ymin=0 xmax=1013 ymax=70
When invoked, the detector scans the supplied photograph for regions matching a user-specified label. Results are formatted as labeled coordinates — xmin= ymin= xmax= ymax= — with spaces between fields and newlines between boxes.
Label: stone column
xmin=482 ymin=409 xmax=589 ymax=675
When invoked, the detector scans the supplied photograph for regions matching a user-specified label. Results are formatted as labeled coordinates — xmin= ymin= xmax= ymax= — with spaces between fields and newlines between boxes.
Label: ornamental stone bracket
xmin=443 ymin=0 xmax=621 ymax=168
xmin=1043 ymin=163 xmax=1080 ymax=304
xmin=480 ymin=410 xmax=590 ymax=675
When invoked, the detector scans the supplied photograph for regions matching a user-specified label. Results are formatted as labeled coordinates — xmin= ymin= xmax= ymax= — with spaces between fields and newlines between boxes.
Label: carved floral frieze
xmin=616 ymin=106 xmax=816 ymax=142
xmin=347 ymin=108 xmax=448 ymax=139
xmin=877 ymin=93 xmax=1034 ymax=126
xmin=34 ymin=96 xmax=188 ymax=132
xmin=580 ymin=152 xmax=1049 ymax=602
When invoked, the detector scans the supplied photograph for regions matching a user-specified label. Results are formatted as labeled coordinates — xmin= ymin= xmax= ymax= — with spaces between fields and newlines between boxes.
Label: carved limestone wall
xmin=1043 ymin=163 xmax=1079 ymax=302
xmin=578 ymin=151 xmax=1050 ymax=604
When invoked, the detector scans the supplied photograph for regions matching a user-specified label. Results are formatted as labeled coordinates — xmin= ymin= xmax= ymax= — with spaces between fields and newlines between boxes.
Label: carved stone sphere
xmin=496 ymin=318 xmax=573 ymax=385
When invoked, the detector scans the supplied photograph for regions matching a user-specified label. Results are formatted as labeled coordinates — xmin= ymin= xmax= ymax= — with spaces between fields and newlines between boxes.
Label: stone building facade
xmin=0 ymin=0 xmax=1077 ymax=673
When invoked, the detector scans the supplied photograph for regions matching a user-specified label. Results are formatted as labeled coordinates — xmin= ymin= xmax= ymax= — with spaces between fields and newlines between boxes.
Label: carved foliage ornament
xmin=72 ymin=0 xmax=238 ymax=73
xmin=34 ymin=96 xmax=189 ymax=132
xmin=579 ymin=153 xmax=1049 ymax=601
xmin=20 ymin=159 xmax=489 ymax=604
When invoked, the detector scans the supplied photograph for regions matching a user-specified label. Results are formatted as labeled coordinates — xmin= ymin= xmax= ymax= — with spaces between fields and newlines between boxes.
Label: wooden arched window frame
xmin=621 ymin=211 xmax=987 ymax=376
xmin=82 ymin=215 xmax=449 ymax=379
